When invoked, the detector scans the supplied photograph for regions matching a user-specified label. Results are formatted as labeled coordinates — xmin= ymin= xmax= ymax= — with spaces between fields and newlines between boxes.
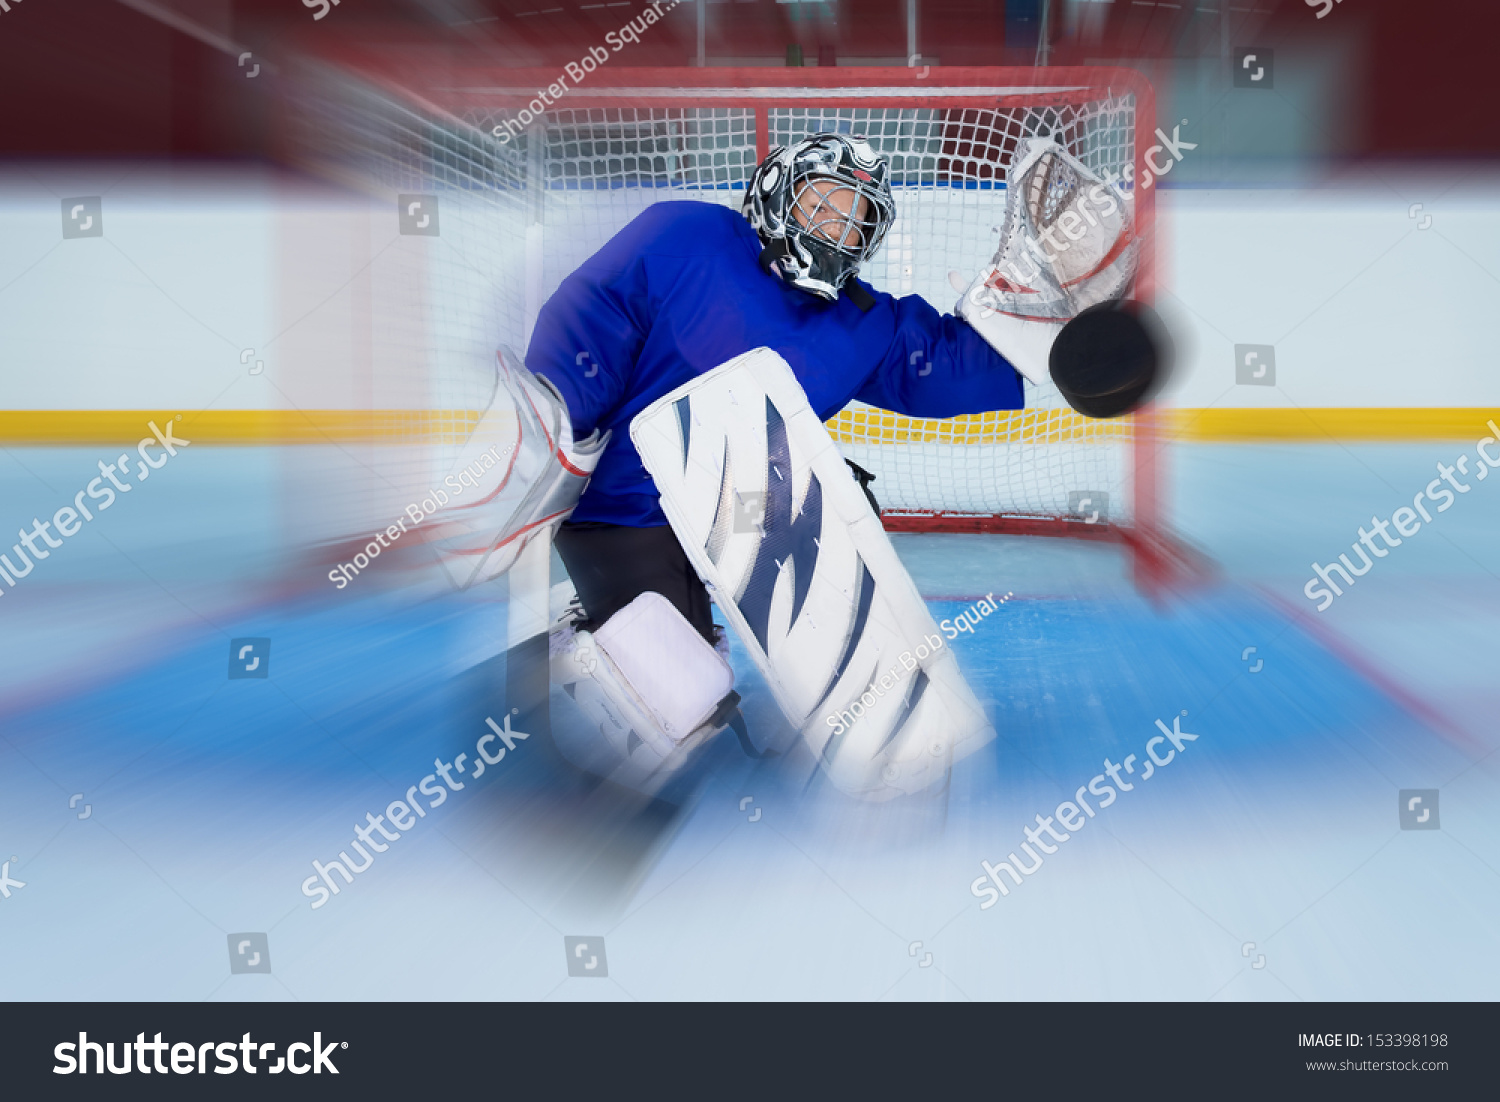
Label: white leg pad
xmin=629 ymin=348 xmax=996 ymax=800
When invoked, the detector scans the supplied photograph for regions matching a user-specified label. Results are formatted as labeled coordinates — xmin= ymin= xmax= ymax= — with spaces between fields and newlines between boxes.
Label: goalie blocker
xmin=421 ymin=349 xmax=610 ymax=590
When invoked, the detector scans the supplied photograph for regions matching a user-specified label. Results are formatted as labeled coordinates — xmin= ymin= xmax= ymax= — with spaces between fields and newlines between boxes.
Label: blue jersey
xmin=527 ymin=200 xmax=1024 ymax=527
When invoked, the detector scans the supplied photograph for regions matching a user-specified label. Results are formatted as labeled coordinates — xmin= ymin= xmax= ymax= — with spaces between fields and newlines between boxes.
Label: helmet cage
xmin=790 ymin=176 xmax=889 ymax=260
xmin=743 ymin=133 xmax=895 ymax=300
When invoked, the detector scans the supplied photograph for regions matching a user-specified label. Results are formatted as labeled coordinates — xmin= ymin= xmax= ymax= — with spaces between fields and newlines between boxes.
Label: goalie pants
xmin=554 ymin=520 xmax=716 ymax=645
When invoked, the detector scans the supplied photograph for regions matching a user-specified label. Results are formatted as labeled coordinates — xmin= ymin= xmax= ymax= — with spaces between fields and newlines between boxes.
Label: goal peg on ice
xmin=1049 ymin=299 xmax=1174 ymax=420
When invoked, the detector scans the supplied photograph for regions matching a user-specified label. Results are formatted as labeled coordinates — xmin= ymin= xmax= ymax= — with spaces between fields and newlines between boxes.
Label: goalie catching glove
xmin=953 ymin=136 xmax=1169 ymax=418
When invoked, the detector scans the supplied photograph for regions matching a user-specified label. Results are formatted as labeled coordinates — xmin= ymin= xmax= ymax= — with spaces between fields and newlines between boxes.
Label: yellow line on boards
xmin=1 ymin=408 xmax=1495 ymax=445
xmin=0 ymin=410 xmax=485 ymax=446
xmin=1166 ymin=408 xmax=1500 ymax=442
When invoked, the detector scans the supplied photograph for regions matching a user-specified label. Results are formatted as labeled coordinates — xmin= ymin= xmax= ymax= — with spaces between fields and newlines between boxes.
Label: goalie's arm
xmin=853 ymin=286 xmax=1025 ymax=420
xmin=525 ymin=259 xmax=647 ymax=436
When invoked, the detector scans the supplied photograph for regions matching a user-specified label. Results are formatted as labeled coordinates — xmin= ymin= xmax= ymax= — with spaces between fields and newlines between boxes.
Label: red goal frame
xmin=283 ymin=49 xmax=1184 ymax=593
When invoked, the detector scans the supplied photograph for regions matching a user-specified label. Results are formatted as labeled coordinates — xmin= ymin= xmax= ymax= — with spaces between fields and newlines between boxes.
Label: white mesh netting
xmin=284 ymin=67 xmax=1139 ymax=524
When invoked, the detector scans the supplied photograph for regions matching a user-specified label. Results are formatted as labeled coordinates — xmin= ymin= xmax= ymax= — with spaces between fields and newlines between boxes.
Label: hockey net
xmin=276 ymin=59 xmax=1168 ymax=581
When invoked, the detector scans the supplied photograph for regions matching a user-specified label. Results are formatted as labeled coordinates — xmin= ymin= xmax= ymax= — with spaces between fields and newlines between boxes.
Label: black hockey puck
xmin=1049 ymin=299 xmax=1173 ymax=419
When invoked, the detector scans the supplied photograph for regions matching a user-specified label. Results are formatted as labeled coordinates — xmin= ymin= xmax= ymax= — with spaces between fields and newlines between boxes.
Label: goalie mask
xmin=743 ymin=133 xmax=895 ymax=301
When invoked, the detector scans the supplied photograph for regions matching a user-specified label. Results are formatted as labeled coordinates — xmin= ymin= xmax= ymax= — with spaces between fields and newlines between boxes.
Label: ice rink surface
xmin=1 ymin=439 xmax=1497 ymax=1002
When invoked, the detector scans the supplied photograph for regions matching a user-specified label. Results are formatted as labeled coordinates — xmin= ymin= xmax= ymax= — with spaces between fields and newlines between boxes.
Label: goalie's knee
xmin=551 ymin=592 xmax=737 ymax=775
